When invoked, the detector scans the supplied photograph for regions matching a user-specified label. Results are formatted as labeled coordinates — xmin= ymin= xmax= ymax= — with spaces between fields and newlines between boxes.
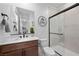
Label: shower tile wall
xmin=50 ymin=34 xmax=60 ymax=46
xmin=64 ymin=6 xmax=79 ymax=54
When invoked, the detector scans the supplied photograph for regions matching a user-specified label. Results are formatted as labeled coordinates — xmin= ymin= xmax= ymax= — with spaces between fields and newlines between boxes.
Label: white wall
xmin=0 ymin=3 xmax=16 ymax=37
xmin=0 ymin=4 xmax=10 ymax=34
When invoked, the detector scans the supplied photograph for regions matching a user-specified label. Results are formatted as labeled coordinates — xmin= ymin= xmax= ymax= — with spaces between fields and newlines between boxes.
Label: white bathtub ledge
xmin=52 ymin=45 xmax=79 ymax=56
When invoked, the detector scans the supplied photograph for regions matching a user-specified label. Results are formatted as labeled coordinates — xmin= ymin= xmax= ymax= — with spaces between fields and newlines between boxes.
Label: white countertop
xmin=0 ymin=36 xmax=38 ymax=46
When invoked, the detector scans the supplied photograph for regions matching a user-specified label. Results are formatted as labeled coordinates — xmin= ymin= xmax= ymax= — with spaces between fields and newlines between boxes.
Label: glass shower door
xmin=49 ymin=13 xmax=65 ymax=55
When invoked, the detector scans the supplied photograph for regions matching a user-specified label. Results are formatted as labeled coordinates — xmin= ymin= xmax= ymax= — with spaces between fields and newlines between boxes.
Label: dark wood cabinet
xmin=0 ymin=40 xmax=38 ymax=56
xmin=24 ymin=46 xmax=38 ymax=56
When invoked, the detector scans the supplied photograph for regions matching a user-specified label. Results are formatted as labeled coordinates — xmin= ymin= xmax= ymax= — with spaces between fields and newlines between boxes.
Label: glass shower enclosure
xmin=48 ymin=3 xmax=79 ymax=56
xmin=49 ymin=13 xmax=64 ymax=47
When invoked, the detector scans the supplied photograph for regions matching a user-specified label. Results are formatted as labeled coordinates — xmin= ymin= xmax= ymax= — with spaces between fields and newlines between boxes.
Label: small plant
xmin=30 ymin=27 xmax=34 ymax=34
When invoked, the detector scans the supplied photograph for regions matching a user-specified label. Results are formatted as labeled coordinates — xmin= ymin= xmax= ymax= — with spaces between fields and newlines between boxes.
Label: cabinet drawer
xmin=1 ymin=49 xmax=22 ymax=56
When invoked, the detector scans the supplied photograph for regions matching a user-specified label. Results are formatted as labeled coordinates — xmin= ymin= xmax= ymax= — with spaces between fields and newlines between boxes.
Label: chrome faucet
xmin=23 ymin=32 xmax=25 ymax=38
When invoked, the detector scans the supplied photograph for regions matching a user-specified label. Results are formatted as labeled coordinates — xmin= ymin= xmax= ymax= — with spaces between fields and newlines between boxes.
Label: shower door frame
xmin=48 ymin=3 xmax=79 ymax=47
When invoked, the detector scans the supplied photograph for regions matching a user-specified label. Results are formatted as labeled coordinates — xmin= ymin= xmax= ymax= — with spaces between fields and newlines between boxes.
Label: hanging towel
xmin=5 ymin=23 xmax=10 ymax=32
xmin=1 ymin=19 xmax=6 ymax=25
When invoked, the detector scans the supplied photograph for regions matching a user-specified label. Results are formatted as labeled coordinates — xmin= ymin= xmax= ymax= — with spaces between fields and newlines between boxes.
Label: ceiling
xmin=35 ymin=3 xmax=65 ymax=9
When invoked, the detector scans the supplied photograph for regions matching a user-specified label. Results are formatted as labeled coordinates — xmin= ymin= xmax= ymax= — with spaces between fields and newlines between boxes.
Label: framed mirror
xmin=15 ymin=7 xmax=35 ymax=35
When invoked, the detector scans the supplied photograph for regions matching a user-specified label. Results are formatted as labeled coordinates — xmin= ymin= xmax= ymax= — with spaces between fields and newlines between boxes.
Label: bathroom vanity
xmin=0 ymin=37 xmax=38 ymax=56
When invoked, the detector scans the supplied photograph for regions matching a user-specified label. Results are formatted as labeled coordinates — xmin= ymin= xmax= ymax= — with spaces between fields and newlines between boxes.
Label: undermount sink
xmin=19 ymin=35 xmax=28 ymax=38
